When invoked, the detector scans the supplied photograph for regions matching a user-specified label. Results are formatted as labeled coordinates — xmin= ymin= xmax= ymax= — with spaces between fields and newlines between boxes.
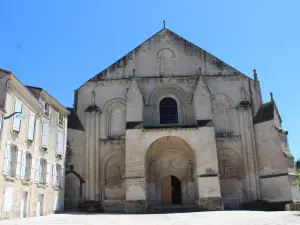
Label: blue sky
xmin=1 ymin=1 xmax=299 ymax=158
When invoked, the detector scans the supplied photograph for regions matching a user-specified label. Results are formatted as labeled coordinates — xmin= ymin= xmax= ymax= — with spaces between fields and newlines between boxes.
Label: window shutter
xmin=20 ymin=150 xmax=26 ymax=179
xmin=30 ymin=156 xmax=36 ymax=181
xmin=3 ymin=144 xmax=11 ymax=175
xmin=56 ymin=132 xmax=63 ymax=155
xmin=41 ymin=122 xmax=49 ymax=147
xmin=52 ymin=163 xmax=57 ymax=186
xmin=46 ymin=162 xmax=51 ymax=185
xmin=3 ymin=186 xmax=13 ymax=211
xmin=0 ymin=115 xmax=2 ymax=134
xmin=12 ymin=100 xmax=23 ymax=131
xmin=27 ymin=112 xmax=35 ymax=140
xmin=16 ymin=149 xmax=22 ymax=178
xmin=61 ymin=166 xmax=65 ymax=188
xmin=35 ymin=157 xmax=40 ymax=183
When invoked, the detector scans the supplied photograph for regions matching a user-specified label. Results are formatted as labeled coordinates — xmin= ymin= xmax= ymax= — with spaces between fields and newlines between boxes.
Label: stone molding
xmin=142 ymin=126 xmax=198 ymax=132
xmin=216 ymin=135 xmax=241 ymax=143
xmin=86 ymin=74 xmax=248 ymax=85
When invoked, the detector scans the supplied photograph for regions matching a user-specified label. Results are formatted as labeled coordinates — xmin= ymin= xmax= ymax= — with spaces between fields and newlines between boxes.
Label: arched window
xmin=159 ymin=98 xmax=178 ymax=124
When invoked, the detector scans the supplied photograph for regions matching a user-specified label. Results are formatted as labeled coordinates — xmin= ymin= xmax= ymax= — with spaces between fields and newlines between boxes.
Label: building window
xmin=37 ymin=158 xmax=47 ymax=184
xmin=27 ymin=111 xmax=36 ymax=141
xmin=41 ymin=121 xmax=49 ymax=148
xmin=58 ymin=113 xmax=63 ymax=126
xmin=44 ymin=103 xmax=49 ymax=116
xmin=56 ymin=131 xmax=63 ymax=156
xmin=22 ymin=152 xmax=32 ymax=181
xmin=159 ymin=97 xmax=178 ymax=124
xmin=3 ymin=145 xmax=17 ymax=177
xmin=12 ymin=99 xmax=23 ymax=132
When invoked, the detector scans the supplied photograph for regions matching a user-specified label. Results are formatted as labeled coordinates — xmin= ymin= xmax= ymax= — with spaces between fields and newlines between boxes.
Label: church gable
xmin=87 ymin=28 xmax=246 ymax=82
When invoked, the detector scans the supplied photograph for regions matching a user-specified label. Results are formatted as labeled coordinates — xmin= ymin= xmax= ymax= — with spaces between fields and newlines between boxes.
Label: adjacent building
xmin=0 ymin=69 xmax=69 ymax=219
xmin=65 ymin=27 xmax=299 ymax=213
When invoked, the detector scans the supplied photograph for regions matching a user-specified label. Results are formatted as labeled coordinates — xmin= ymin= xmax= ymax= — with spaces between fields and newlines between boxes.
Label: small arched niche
xmin=102 ymin=98 xmax=126 ymax=139
xmin=157 ymin=48 xmax=175 ymax=76
xmin=211 ymin=94 xmax=235 ymax=135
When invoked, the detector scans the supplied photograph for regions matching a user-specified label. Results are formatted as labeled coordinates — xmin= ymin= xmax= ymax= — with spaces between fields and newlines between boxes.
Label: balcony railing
xmin=7 ymin=168 xmax=15 ymax=177
xmin=23 ymin=170 xmax=30 ymax=181
xmin=38 ymin=177 xmax=46 ymax=185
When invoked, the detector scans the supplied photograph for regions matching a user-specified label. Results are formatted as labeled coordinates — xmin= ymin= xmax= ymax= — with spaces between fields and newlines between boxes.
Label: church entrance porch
xmin=162 ymin=175 xmax=182 ymax=205
xmin=146 ymin=136 xmax=197 ymax=208
xmin=124 ymin=128 xmax=223 ymax=212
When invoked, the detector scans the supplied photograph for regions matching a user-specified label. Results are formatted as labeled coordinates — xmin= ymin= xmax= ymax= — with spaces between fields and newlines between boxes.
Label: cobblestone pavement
xmin=0 ymin=211 xmax=299 ymax=225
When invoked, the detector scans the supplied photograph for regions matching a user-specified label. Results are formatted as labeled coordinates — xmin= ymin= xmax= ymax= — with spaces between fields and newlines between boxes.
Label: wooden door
xmin=162 ymin=176 xmax=172 ymax=204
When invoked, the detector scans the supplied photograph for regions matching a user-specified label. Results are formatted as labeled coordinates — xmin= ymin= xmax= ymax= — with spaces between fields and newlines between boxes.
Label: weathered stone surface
xmin=285 ymin=202 xmax=300 ymax=211
xmin=124 ymin=200 xmax=147 ymax=213
xmin=65 ymin=27 xmax=298 ymax=213
xmin=198 ymin=197 xmax=224 ymax=210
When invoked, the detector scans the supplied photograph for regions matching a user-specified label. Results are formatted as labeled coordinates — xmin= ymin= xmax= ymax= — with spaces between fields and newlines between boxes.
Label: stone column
xmin=95 ymin=111 xmax=100 ymax=201
xmin=85 ymin=113 xmax=90 ymax=200
xmin=89 ymin=112 xmax=96 ymax=200
xmin=238 ymin=105 xmax=260 ymax=202
xmin=99 ymin=141 xmax=105 ymax=205
xmin=124 ymin=130 xmax=147 ymax=213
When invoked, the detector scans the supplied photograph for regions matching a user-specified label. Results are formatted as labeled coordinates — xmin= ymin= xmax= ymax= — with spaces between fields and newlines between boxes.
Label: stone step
xmin=150 ymin=204 xmax=199 ymax=213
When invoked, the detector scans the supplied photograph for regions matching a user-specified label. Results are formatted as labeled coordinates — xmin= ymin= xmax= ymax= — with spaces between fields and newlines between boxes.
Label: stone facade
xmin=65 ymin=28 xmax=299 ymax=212
xmin=0 ymin=69 xmax=69 ymax=219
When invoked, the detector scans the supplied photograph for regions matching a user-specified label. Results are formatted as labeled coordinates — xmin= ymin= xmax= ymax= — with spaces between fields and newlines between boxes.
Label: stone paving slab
xmin=0 ymin=211 xmax=299 ymax=225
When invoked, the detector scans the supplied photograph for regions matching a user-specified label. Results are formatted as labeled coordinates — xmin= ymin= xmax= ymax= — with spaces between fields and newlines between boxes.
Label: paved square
xmin=0 ymin=211 xmax=299 ymax=225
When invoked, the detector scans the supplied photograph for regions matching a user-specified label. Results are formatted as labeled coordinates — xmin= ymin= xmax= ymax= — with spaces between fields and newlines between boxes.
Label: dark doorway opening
xmin=171 ymin=175 xmax=182 ymax=204
xmin=159 ymin=97 xmax=178 ymax=124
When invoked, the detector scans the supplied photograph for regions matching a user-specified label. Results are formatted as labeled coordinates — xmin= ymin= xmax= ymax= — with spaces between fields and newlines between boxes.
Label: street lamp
xmin=4 ymin=112 xmax=24 ymax=120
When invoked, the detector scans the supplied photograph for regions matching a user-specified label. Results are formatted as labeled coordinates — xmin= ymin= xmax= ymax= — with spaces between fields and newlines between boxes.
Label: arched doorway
xmin=145 ymin=136 xmax=197 ymax=208
xmin=162 ymin=175 xmax=182 ymax=205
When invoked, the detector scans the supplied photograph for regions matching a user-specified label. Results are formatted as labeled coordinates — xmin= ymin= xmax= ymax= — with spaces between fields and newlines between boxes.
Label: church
xmin=64 ymin=26 xmax=299 ymax=213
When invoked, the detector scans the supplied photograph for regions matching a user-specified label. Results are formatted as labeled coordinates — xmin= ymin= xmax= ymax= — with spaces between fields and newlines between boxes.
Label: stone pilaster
xmin=124 ymin=130 xmax=147 ymax=213
xmin=238 ymin=105 xmax=260 ymax=201
xmin=85 ymin=113 xmax=90 ymax=200
xmin=95 ymin=111 xmax=100 ymax=201
xmin=89 ymin=112 xmax=96 ymax=200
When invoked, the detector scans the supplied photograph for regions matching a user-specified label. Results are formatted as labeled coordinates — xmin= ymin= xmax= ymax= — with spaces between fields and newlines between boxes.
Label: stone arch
xmin=101 ymin=149 xmax=125 ymax=182
xmin=157 ymin=48 xmax=175 ymax=76
xmin=148 ymin=85 xmax=189 ymax=125
xmin=217 ymin=148 xmax=244 ymax=209
xmin=217 ymin=148 xmax=243 ymax=178
xmin=85 ymin=104 xmax=101 ymax=112
xmin=65 ymin=169 xmax=85 ymax=210
xmin=145 ymin=136 xmax=197 ymax=207
xmin=102 ymin=98 xmax=126 ymax=138
xmin=101 ymin=149 xmax=125 ymax=200
xmin=211 ymin=94 xmax=235 ymax=135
